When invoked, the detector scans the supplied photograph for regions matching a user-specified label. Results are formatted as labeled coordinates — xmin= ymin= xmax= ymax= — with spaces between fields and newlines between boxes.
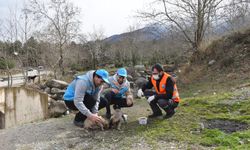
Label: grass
xmin=120 ymin=80 xmax=250 ymax=149
xmin=69 ymin=78 xmax=250 ymax=149
xmin=201 ymin=129 xmax=250 ymax=149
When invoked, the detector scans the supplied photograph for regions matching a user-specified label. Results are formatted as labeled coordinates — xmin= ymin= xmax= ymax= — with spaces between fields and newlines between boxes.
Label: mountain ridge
xmin=104 ymin=24 xmax=168 ymax=43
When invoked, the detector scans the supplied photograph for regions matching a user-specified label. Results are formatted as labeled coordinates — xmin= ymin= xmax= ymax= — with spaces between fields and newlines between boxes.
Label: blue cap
xmin=96 ymin=69 xmax=110 ymax=84
xmin=117 ymin=68 xmax=127 ymax=77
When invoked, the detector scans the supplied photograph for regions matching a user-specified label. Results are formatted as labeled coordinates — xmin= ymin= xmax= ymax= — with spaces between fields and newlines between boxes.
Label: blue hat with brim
xmin=96 ymin=69 xmax=110 ymax=84
xmin=117 ymin=68 xmax=127 ymax=77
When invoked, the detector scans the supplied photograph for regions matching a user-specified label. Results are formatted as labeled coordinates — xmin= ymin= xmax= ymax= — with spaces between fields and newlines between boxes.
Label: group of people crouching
xmin=63 ymin=63 xmax=180 ymax=130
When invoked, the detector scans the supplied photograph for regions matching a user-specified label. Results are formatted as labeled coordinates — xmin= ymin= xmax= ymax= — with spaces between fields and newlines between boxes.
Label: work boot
xmin=164 ymin=110 xmax=175 ymax=119
xmin=73 ymin=120 xmax=84 ymax=128
xmin=148 ymin=112 xmax=162 ymax=118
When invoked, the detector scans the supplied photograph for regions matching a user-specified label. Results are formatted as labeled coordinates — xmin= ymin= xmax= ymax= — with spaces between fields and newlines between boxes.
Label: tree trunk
xmin=59 ymin=43 xmax=64 ymax=76
xmin=195 ymin=0 xmax=205 ymax=50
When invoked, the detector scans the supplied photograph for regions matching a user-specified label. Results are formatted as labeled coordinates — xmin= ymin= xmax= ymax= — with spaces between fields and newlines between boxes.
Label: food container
xmin=138 ymin=117 xmax=148 ymax=125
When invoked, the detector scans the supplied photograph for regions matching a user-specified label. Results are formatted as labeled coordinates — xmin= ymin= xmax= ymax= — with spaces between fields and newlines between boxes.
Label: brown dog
xmin=84 ymin=116 xmax=109 ymax=130
xmin=109 ymin=109 xmax=125 ymax=130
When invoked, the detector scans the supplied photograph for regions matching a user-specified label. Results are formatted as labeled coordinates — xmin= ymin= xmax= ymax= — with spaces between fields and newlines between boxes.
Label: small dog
xmin=109 ymin=109 xmax=126 ymax=130
xmin=84 ymin=116 xmax=109 ymax=131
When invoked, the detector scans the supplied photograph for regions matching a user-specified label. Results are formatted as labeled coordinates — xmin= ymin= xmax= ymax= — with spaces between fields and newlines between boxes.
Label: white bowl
xmin=138 ymin=117 xmax=148 ymax=125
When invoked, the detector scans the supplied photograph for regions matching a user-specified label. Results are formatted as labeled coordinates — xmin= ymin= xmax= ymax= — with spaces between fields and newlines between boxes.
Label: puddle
xmin=0 ymin=86 xmax=48 ymax=129
xmin=204 ymin=119 xmax=249 ymax=133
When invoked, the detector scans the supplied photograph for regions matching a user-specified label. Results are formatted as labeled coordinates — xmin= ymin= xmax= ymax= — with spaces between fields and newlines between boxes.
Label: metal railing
xmin=0 ymin=70 xmax=45 ymax=87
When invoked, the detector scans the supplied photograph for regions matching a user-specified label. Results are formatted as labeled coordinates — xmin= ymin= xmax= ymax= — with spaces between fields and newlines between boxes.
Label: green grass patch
xmin=201 ymin=129 xmax=240 ymax=147
xmin=95 ymin=79 xmax=250 ymax=149
xmin=201 ymin=129 xmax=250 ymax=149
xmin=130 ymin=80 xmax=250 ymax=149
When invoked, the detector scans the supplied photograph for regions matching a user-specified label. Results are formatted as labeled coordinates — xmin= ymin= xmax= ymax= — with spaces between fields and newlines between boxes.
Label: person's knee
xmin=101 ymin=97 xmax=109 ymax=105
xmin=98 ymin=97 xmax=109 ymax=110
xmin=157 ymin=99 xmax=169 ymax=109
xmin=84 ymin=94 xmax=95 ymax=101
xmin=84 ymin=94 xmax=97 ymax=108
xmin=104 ymin=91 xmax=115 ymax=100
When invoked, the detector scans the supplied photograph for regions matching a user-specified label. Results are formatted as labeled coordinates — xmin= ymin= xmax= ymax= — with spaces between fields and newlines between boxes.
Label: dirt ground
xmin=0 ymin=99 xmax=194 ymax=150
xmin=1 ymin=85 xmax=249 ymax=150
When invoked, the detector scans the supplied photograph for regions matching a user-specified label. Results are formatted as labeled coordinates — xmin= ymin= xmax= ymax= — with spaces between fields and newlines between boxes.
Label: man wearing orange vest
xmin=137 ymin=63 xmax=180 ymax=119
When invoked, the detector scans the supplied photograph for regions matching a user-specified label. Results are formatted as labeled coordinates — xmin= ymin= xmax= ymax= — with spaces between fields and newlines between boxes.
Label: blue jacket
xmin=108 ymin=74 xmax=130 ymax=98
xmin=63 ymin=70 xmax=102 ymax=116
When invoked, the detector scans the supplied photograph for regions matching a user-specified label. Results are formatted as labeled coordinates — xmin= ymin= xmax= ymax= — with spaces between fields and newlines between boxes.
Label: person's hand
xmin=137 ymin=89 xmax=144 ymax=98
xmin=88 ymin=113 xmax=102 ymax=123
xmin=112 ymin=88 xmax=119 ymax=94
xmin=147 ymin=95 xmax=155 ymax=103
xmin=168 ymin=99 xmax=174 ymax=106
xmin=126 ymin=95 xmax=133 ymax=106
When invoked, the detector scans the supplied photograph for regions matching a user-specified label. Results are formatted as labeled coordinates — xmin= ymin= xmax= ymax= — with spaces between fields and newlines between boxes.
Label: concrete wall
xmin=0 ymin=87 xmax=48 ymax=129
xmin=0 ymin=88 xmax=4 ymax=112
xmin=0 ymin=89 xmax=5 ymax=129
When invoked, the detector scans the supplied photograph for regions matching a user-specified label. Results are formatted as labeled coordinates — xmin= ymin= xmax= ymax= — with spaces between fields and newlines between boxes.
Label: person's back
xmin=64 ymin=70 xmax=101 ymax=101
xmin=63 ymin=69 xmax=110 ymax=127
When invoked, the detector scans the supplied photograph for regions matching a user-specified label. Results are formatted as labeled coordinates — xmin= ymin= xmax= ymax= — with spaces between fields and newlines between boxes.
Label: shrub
xmin=0 ymin=58 xmax=15 ymax=69
xmin=70 ymin=63 xmax=83 ymax=71
xmin=220 ymin=57 xmax=234 ymax=68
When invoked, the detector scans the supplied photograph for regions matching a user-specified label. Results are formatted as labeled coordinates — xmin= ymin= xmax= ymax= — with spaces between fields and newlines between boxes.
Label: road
xmin=0 ymin=70 xmax=50 ymax=87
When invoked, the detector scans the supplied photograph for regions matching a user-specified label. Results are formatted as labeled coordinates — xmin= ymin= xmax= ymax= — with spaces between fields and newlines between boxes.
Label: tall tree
xmin=140 ymin=0 xmax=220 ymax=50
xmin=27 ymin=0 xmax=81 ymax=76
xmin=139 ymin=0 xmax=249 ymax=50
xmin=222 ymin=0 xmax=250 ymax=31
xmin=22 ymin=37 xmax=41 ymax=66
xmin=87 ymin=28 xmax=106 ymax=69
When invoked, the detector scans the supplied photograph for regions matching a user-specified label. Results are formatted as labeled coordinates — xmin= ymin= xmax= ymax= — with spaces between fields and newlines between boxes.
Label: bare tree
xmin=3 ymin=8 xmax=17 ymax=44
xmin=140 ymin=0 xmax=250 ymax=50
xmin=86 ymin=27 xmax=107 ymax=69
xmin=139 ymin=0 xmax=232 ymax=50
xmin=222 ymin=0 xmax=250 ymax=31
xmin=27 ymin=0 xmax=81 ymax=76
xmin=20 ymin=2 xmax=33 ymax=47
xmin=0 ymin=8 xmax=20 ymax=86
xmin=126 ymin=25 xmax=141 ymax=66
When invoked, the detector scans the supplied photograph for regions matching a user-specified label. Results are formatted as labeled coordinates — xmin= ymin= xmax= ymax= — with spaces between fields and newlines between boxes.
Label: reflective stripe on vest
xmin=151 ymin=72 xmax=180 ymax=102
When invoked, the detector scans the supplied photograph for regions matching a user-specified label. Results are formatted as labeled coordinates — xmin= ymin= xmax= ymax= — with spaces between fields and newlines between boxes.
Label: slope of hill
xmin=182 ymin=29 xmax=250 ymax=83
xmin=104 ymin=24 xmax=168 ymax=43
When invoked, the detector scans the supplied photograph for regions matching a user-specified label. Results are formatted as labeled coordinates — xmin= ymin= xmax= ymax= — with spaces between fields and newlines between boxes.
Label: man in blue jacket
xmin=101 ymin=68 xmax=133 ymax=119
xmin=63 ymin=69 xmax=110 ymax=127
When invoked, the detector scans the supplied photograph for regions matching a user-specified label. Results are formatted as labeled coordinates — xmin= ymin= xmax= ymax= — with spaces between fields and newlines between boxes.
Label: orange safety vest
xmin=151 ymin=72 xmax=180 ymax=102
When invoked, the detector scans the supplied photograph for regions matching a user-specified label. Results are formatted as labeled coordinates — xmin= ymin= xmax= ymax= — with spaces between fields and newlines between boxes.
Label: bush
xmin=220 ymin=57 xmax=234 ymax=68
xmin=0 ymin=59 xmax=15 ymax=69
xmin=114 ymin=61 xmax=123 ymax=68
xmin=70 ymin=63 xmax=83 ymax=71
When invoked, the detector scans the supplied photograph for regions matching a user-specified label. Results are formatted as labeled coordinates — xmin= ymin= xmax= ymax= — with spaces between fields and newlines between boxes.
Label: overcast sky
xmin=0 ymin=0 xmax=151 ymax=37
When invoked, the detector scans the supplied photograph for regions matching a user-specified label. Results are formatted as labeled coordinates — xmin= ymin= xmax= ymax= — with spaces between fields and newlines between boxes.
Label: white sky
xmin=0 ymin=0 xmax=151 ymax=37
